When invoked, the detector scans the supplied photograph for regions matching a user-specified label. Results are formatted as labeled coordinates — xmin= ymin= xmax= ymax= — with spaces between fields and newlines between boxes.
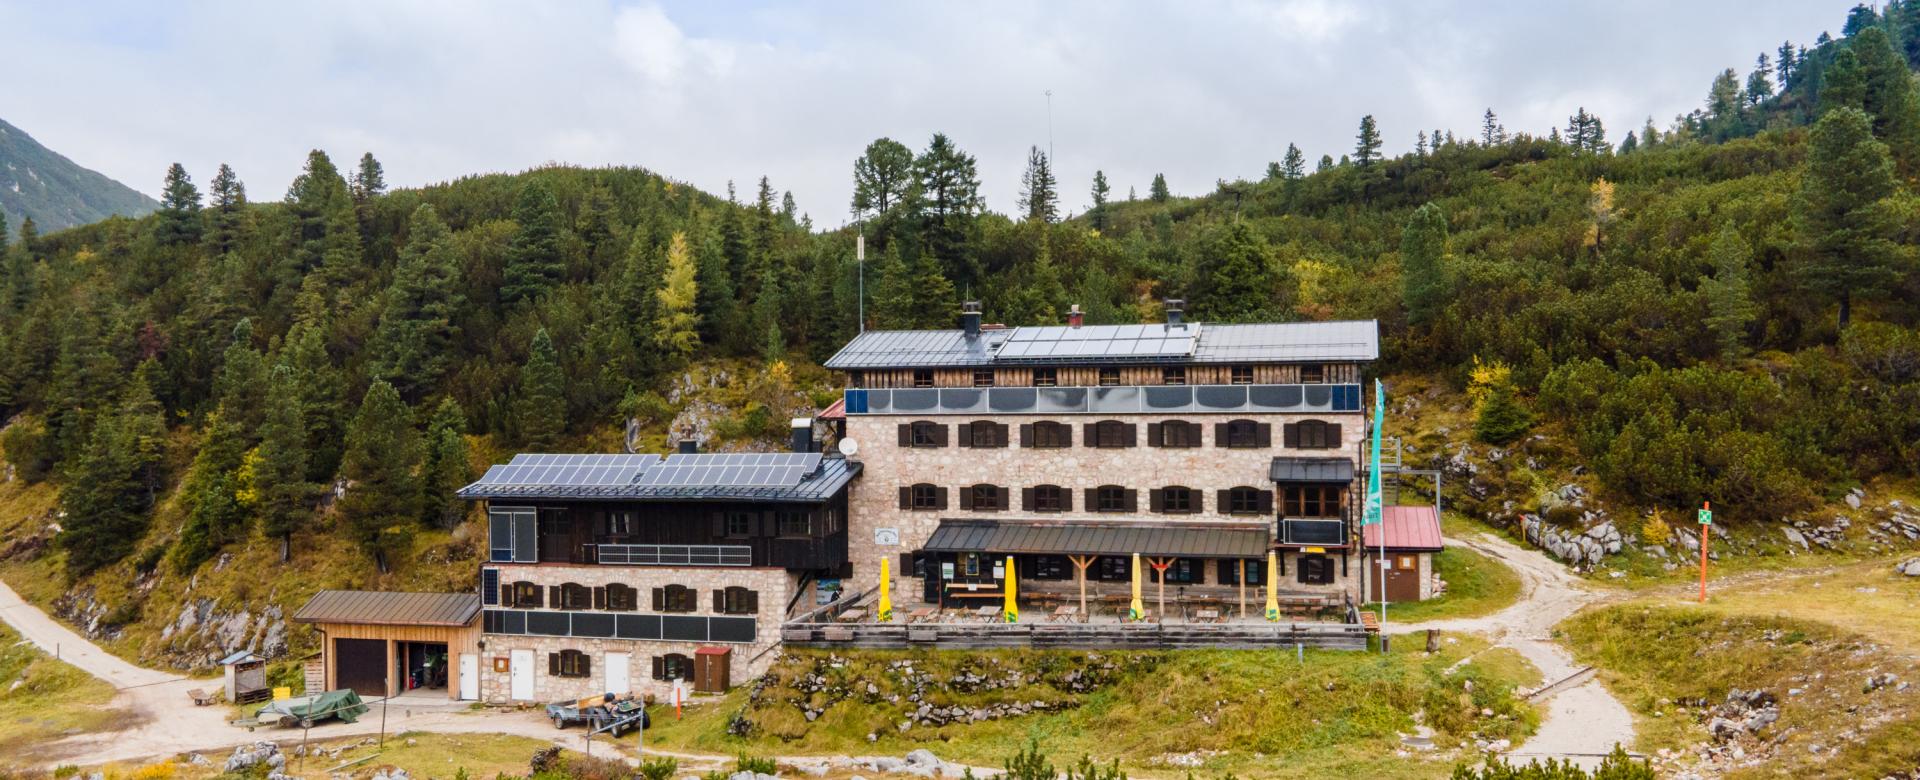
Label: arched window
xmin=717 ymin=586 xmax=759 ymax=615
xmin=654 ymin=584 xmax=696 ymax=613
xmin=555 ymin=582 xmax=592 ymax=610
xmin=963 ymin=484 xmax=1005 ymax=511
xmin=1091 ymin=420 xmax=1135 ymax=448
xmin=1093 ymin=485 xmax=1133 ymax=513
xmin=902 ymin=483 xmax=946 ymax=510
xmin=1224 ymin=486 xmax=1270 ymax=515
xmin=1220 ymin=419 xmax=1268 ymax=449
xmin=1025 ymin=485 xmax=1067 ymax=512
xmin=1024 ymin=421 xmax=1072 ymax=448
xmin=506 ymin=581 xmax=541 ymax=608
xmin=1286 ymin=419 xmax=1341 ymax=450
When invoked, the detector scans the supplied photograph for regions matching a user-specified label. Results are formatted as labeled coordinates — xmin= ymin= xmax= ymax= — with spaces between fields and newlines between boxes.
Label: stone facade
xmin=479 ymin=563 xmax=793 ymax=703
xmin=842 ymin=411 xmax=1366 ymax=603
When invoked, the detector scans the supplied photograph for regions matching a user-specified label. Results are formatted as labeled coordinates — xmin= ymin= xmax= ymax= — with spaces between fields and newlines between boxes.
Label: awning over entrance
xmin=1269 ymin=457 xmax=1354 ymax=483
xmin=922 ymin=519 xmax=1270 ymax=559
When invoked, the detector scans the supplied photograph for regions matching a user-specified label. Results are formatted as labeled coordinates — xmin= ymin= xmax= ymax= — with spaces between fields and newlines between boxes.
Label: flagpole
xmin=1367 ymin=379 xmax=1387 ymax=653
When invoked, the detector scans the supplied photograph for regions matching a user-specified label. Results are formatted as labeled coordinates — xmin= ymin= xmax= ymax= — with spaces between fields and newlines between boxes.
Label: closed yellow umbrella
xmin=1129 ymin=552 xmax=1145 ymax=622
xmin=1003 ymin=556 xmax=1019 ymax=623
xmin=1264 ymin=551 xmax=1280 ymax=622
xmin=877 ymin=556 xmax=893 ymax=622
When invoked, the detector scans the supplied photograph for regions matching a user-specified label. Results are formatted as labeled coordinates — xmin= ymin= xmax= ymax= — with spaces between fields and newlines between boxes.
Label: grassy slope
xmin=0 ymin=622 xmax=118 ymax=765
xmin=647 ymin=643 xmax=1540 ymax=779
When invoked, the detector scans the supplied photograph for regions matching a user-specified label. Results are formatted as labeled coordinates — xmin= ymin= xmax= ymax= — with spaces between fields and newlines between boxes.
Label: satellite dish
xmin=838 ymin=437 xmax=860 ymax=458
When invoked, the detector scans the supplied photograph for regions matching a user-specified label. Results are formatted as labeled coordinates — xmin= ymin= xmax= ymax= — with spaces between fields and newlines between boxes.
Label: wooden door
xmin=1384 ymin=555 xmax=1421 ymax=602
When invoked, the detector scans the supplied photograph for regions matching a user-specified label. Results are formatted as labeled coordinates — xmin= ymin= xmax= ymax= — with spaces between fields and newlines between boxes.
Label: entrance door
xmin=1384 ymin=555 xmax=1421 ymax=602
xmin=605 ymin=652 xmax=631 ymax=695
xmin=334 ymin=638 xmax=388 ymax=697
xmin=510 ymin=649 xmax=535 ymax=701
xmin=459 ymin=654 xmax=479 ymax=700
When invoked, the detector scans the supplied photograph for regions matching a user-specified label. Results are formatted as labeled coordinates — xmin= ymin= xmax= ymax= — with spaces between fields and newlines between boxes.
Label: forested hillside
xmin=0 ymin=2 xmax=1917 ymax=666
xmin=0 ymin=118 xmax=158 ymax=234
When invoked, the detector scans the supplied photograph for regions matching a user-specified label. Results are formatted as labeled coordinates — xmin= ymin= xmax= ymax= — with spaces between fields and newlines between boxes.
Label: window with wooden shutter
xmin=1157 ymin=486 xmax=1196 ymax=513
xmin=651 ymin=587 xmax=665 ymax=611
xmin=1029 ymin=485 xmax=1065 ymax=513
xmin=1224 ymin=486 xmax=1267 ymax=515
xmin=965 ymin=484 xmax=1001 ymax=512
xmin=1298 ymin=555 xmax=1334 ymax=584
xmin=1094 ymin=485 xmax=1131 ymax=513
xmin=934 ymin=486 xmax=949 ymax=510
xmin=553 ymin=649 xmax=590 ymax=678
xmin=913 ymin=369 xmax=935 ymax=387
xmin=1092 ymin=420 xmax=1134 ymax=448
xmin=1230 ymin=365 xmax=1255 ymax=385
xmin=1293 ymin=420 xmax=1339 ymax=449
xmin=1255 ymin=423 xmax=1273 ymax=448
xmin=662 ymin=584 xmax=696 ymax=613
xmin=509 ymin=581 xmax=539 ymax=608
xmin=652 ymin=656 xmax=666 ymax=680
xmin=593 ymin=586 xmax=607 ymax=610
xmin=721 ymin=586 xmax=758 ymax=614
xmin=899 ymin=485 xmax=913 ymax=509
xmin=909 ymin=483 xmax=940 ymax=510
xmin=908 ymin=421 xmax=945 ymax=448
xmin=607 ymin=583 xmax=637 ymax=611
xmin=1032 ymin=421 xmax=1070 ymax=448
xmin=1222 ymin=419 xmax=1260 ymax=448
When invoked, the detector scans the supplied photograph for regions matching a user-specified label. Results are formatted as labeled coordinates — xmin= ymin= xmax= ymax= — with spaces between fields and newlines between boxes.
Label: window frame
xmin=967 ymin=421 xmax=1001 ymax=447
xmin=1032 ymin=367 xmax=1059 ymax=387
xmin=1299 ymin=364 xmax=1325 ymax=384
xmin=1298 ymin=554 xmax=1335 ymax=585
xmin=1098 ymin=367 xmax=1121 ymax=386
xmin=1032 ymin=485 xmax=1064 ymax=513
xmin=1160 ymin=486 xmax=1195 ymax=513
xmin=972 ymin=369 xmax=996 ymax=387
xmin=1230 ymin=365 xmax=1255 ymax=385
xmin=719 ymin=585 xmax=759 ymax=615
xmin=552 ymin=649 xmax=591 ymax=678
xmin=661 ymin=584 xmax=697 ymax=613
xmin=1219 ymin=559 xmax=1267 ymax=586
xmin=910 ymin=483 xmax=940 ymax=510
xmin=724 ymin=511 xmax=754 ymax=538
xmin=1228 ymin=486 xmax=1264 ymax=515
xmin=1225 ymin=420 xmax=1260 ymax=449
xmin=1283 ymin=485 xmax=1344 ymax=518
xmin=1095 ymin=485 xmax=1128 ymax=513
xmin=776 ymin=510 xmax=812 ymax=537
xmin=910 ymin=421 xmax=942 ymax=447
xmin=1297 ymin=419 xmax=1334 ymax=449
xmin=1162 ymin=366 xmax=1186 ymax=385
xmin=605 ymin=583 xmax=638 ymax=612
xmin=1150 ymin=557 xmax=1202 ymax=584
xmin=556 ymin=582 xmax=592 ymax=610
xmin=912 ymin=369 xmax=935 ymax=388
xmin=1094 ymin=420 xmax=1129 ymax=448
xmin=968 ymin=484 xmax=1002 ymax=512
xmin=508 ymin=581 xmax=541 ymax=609
xmin=1158 ymin=420 xmax=1198 ymax=447
xmin=1033 ymin=421 xmax=1070 ymax=448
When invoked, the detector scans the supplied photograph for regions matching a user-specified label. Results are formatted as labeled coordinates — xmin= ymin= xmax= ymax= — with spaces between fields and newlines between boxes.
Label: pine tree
xmin=419 ymin=397 xmax=470 ymax=529
xmin=56 ymin=377 xmax=166 ymax=575
xmin=904 ymin=250 xmax=958 ymax=329
xmin=1778 ymin=41 xmax=1797 ymax=86
xmin=1400 ymin=202 xmax=1449 ymax=325
xmin=502 ymin=180 xmax=564 ymax=305
xmin=155 ymin=163 xmax=203 ymax=246
xmin=1190 ymin=221 xmax=1283 ymax=322
xmin=1317 ymin=155 xmax=1334 ymax=172
xmin=350 ymin=153 xmax=385 ymax=201
xmin=1794 ymin=106 xmax=1905 ymax=329
xmin=1089 ymin=171 xmax=1111 ymax=232
xmin=1473 ymin=380 xmax=1532 ymax=444
xmin=1353 ymin=115 xmax=1383 ymax=167
xmin=851 ymin=137 xmax=916 ymax=216
xmin=370 ymin=204 xmax=464 ymax=400
xmin=338 ymin=380 xmax=421 ymax=572
xmin=652 ymin=231 xmax=700 ymax=367
xmin=205 ymin=163 xmax=248 ymax=255
xmin=1700 ymin=225 xmax=1758 ymax=358
xmin=284 ymin=150 xmax=358 ymax=282
xmin=1618 ymin=131 xmax=1639 ymax=154
xmin=168 ymin=411 xmax=249 ymax=573
xmin=1821 ymin=47 xmax=1868 ymax=114
xmin=514 ymin=329 xmax=567 ymax=449
xmin=1481 ymin=109 xmax=1500 ymax=145
xmin=912 ymin=133 xmax=983 ymax=288
xmin=1747 ymin=53 xmax=1774 ymax=105
xmin=214 ymin=319 xmax=269 ymax=432
xmin=1149 ymin=173 xmax=1170 ymax=202
xmin=1017 ymin=146 xmax=1059 ymax=222
xmin=691 ymin=214 xmax=738 ymax=349
xmin=282 ymin=322 xmax=346 ymax=482
xmin=1281 ymin=144 xmax=1306 ymax=179
xmin=1415 ymin=131 xmax=1429 ymax=157
xmin=1640 ymin=116 xmax=1661 ymax=147
xmin=255 ymin=364 xmax=312 ymax=560
xmin=1565 ymin=108 xmax=1608 ymax=154
xmin=1848 ymin=27 xmax=1920 ymax=172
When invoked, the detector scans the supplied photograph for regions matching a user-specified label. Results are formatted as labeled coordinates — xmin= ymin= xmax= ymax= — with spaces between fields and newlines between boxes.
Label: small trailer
xmin=546 ymin=694 xmax=649 ymax=737
xmin=251 ymin=689 xmax=370 ymax=729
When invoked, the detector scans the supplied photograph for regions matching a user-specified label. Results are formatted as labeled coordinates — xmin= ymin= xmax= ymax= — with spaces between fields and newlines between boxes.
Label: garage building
xmin=292 ymin=590 xmax=482 ymax=701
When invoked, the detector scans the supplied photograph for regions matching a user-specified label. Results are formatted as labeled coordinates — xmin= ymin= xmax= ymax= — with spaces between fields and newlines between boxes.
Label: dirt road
xmin=1391 ymin=532 xmax=1636 ymax=770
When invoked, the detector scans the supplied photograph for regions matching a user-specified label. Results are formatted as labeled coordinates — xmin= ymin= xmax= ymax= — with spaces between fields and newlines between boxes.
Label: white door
xmin=458 ymin=654 xmax=479 ymax=700
xmin=510 ymin=650 xmax=535 ymax=701
xmin=605 ymin=652 xmax=631 ymax=696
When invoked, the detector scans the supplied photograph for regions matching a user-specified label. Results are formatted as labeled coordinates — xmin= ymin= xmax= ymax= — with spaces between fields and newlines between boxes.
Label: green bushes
xmin=1450 ymin=746 xmax=1652 ymax=779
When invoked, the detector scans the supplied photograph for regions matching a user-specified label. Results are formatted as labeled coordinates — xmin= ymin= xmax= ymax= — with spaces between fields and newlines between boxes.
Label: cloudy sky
xmin=5 ymin=1 xmax=1856 ymax=225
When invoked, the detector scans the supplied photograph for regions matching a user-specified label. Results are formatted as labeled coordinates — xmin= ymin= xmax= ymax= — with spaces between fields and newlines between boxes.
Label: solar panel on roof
xmin=470 ymin=454 xmax=657 ymax=488
xmin=631 ymin=452 xmax=822 ymax=488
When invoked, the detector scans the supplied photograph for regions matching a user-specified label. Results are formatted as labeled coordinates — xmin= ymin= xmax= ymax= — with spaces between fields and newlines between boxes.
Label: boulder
xmin=1845 ymin=493 xmax=1862 ymax=510
xmin=1783 ymin=528 xmax=1808 ymax=551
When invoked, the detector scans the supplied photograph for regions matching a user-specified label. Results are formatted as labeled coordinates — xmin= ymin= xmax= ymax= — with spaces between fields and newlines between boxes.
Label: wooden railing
xmin=780 ymin=621 xmax=1368 ymax=651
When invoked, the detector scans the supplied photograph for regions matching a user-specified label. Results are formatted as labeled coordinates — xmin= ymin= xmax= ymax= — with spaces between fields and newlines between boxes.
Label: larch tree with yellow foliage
xmin=656 ymin=231 xmax=701 ymax=366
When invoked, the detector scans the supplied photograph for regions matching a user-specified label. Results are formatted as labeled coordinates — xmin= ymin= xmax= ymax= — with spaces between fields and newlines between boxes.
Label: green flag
xmin=1363 ymin=379 xmax=1384 ymax=526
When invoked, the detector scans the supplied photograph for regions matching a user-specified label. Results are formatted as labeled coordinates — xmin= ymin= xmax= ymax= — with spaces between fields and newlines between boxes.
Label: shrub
xmin=1004 ymin=740 xmax=1054 ymax=780
xmin=0 ymin=416 xmax=57 ymax=483
xmin=638 ymin=757 xmax=678 ymax=780
xmin=734 ymin=754 xmax=777 ymax=775
xmin=1639 ymin=512 xmax=1672 ymax=546
xmin=1450 ymin=745 xmax=1652 ymax=779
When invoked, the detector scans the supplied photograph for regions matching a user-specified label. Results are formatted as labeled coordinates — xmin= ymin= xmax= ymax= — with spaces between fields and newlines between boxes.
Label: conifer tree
xmin=1848 ymin=27 xmax=1920 ymax=171
xmin=1089 ymin=170 xmax=1111 ymax=232
xmin=1281 ymin=144 xmax=1306 ymax=179
xmin=1400 ymin=202 xmax=1449 ymax=325
xmin=155 ymin=163 xmax=203 ymax=246
xmin=205 ymin=163 xmax=248 ymax=255
xmin=1190 ymin=220 xmax=1283 ymax=322
xmin=1618 ymin=131 xmax=1639 ymax=154
xmin=1017 ymin=146 xmax=1059 ymax=223
xmin=282 ymin=322 xmax=346 ymax=482
xmin=370 ymin=204 xmax=464 ymax=400
xmin=656 ymin=231 xmax=702 ymax=366
xmin=168 ymin=411 xmax=248 ymax=573
xmin=338 ymin=380 xmax=421 ymax=572
xmin=1821 ymin=47 xmax=1868 ymax=114
xmin=514 ymin=329 xmax=567 ymax=449
xmin=1794 ymin=106 xmax=1904 ymax=329
xmin=1473 ymin=380 xmax=1532 ymax=444
xmin=350 ymin=153 xmax=386 ymax=201
xmin=1700 ymin=225 xmax=1758 ymax=358
xmin=912 ymin=133 xmax=983 ymax=288
xmin=691 ymin=215 xmax=738 ymax=349
xmin=419 ymin=397 xmax=470 ymax=529
xmin=851 ymin=137 xmax=916 ymax=216
xmin=284 ymin=150 xmax=359 ymax=286
xmin=56 ymin=376 xmax=166 ymax=575
xmin=502 ymin=181 xmax=564 ymax=305
xmin=1747 ymin=53 xmax=1774 ymax=104
xmin=1354 ymin=115 xmax=1383 ymax=167
xmin=1778 ymin=41 xmax=1797 ymax=86
xmin=1481 ymin=109 xmax=1500 ymax=145
xmin=1149 ymin=173 xmax=1170 ymax=202
xmin=255 ymin=364 xmax=312 ymax=560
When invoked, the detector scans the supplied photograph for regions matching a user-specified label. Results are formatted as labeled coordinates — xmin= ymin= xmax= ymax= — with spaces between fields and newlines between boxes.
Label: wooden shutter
xmin=1149 ymin=489 xmax=1164 ymax=513
xmin=1258 ymin=490 xmax=1274 ymax=513
xmin=1326 ymin=423 xmax=1343 ymax=446
xmin=956 ymin=422 xmax=973 ymax=448
xmin=594 ymin=586 xmax=607 ymax=610
xmin=994 ymin=423 xmax=1010 ymax=447
xmin=1255 ymin=423 xmax=1273 ymax=448
xmin=1122 ymin=489 xmax=1138 ymax=513
xmin=548 ymin=653 xmax=560 ymax=675
xmin=957 ymin=486 xmax=975 ymax=510
xmin=934 ymin=486 xmax=949 ymax=510
xmin=899 ymin=486 xmax=912 ymax=509
xmin=1183 ymin=421 xmax=1202 ymax=447
xmin=500 ymin=583 xmax=514 ymax=607
xmin=899 ymin=553 xmax=914 ymax=577
xmin=1083 ymin=488 xmax=1098 ymax=512
xmin=652 ymin=656 xmax=666 ymax=680
xmin=1059 ymin=488 xmax=1073 ymax=512
xmin=1082 ymin=423 xmax=1097 ymax=447
xmin=652 ymin=587 xmax=665 ymax=611
xmin=1020 ymin=423 xmax=1034 ymax=447
xmin=898 ymin=423 xmax=912 ymax=446
xmin=1022 ymin=487 xmax=1036 ymax=511
xmin=744 ymin=589 xmax=759 ymax=614
xmin=1283 ymin=423 xmax=1300 ymax=448
xmin=931 ymin=424 xmax=949 ymax=447
xmin=1216 ymin=489 xmax=1231 ymax=514
xmin=996 ymin=486 xmax=1010 ymax=510
xmin=547 ymin=585 xmax=559 ymax=609
xmin=1147 ymin=422 xmax=1162 ymax=447
xmin=1122 ymin=423 xmax=1137 ymax=447
xmin=713 ymin=589 xmax=724 ymax=613
xmin=1214 ymin=422 xmax=1229 ymax=447
xmin=580 ymin=654 xmax=591 ymax=676
xmin=1059 ymin=423 xmax=1073 ymax=447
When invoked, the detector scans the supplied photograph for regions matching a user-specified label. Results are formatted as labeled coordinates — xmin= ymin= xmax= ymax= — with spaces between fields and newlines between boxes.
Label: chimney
xmin=1067 ymin=304 xmax=1084 ymax=328
xmin=790 ymin=417 xmax=816 ymax=454
xmin=961 ymin=301 xmax=982 ymax=337
xmin=676 ymin=438 xmax=699 ymax=454
xmin=1164 ymin=298 xmax=1185 ymax=327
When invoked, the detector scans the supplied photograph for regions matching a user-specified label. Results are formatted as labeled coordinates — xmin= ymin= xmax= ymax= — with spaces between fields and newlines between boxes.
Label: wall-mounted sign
xmin=942 ymin=562 xmax=956 ymax=580
xmin=873 ymin=527 xmax=900 ymax=546
xmin=492 ymin=657 xmax=510 ymax=673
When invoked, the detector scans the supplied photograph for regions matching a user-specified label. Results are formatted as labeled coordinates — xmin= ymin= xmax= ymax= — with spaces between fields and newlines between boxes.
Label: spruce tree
xmin=1354 ymin=115 xmax=1383 ymax=167
xmin=283 ymin=322 xmax=347 ymax=482
xmin=255 ymin=364 xmax=312 ymax=560
xmin=205 ymin=163 xmax=248 ymax=255
xmin=1794 ymin=106 xmax=1904 ymax=329
xmin=338 ymin=380 xmax=421 ymax=572
xmin=1281 ymin=144 xmax=1306 ymax=179
xmin=1820 ymin=47 xmax=1868 ymax=115
xmin=1700 ymin=225 xmax=1758 ymax=358
xmin=1149 ymin=173 xmax=1170 ymax=202
xmin=155 ymin=163 xmax=203 ymax=246
xmin=1849 ymin=27 xmax=1920 ymax=172
xmin=656 ymin=231 xmax=701 ymax=367
xmin=912 ymin=133 xmax=983 ymax=288
xmin=691 ymin=215 xmax=738 ymax=349
xmin=1400 ymin=202 xmax=1449 ymax=325
xmin=904 ymin=250 xmax=958 ymax=329
xmin=1017 ymin=146 xmax=1059 ymax=222
xmin=214 ymin=319 xmax=269 ymax=433
xmin=1618 ymin=131 xmax=1639 ymax=154
xmin=1089 ymin=170 xmax=1111 ymax=232
xmin=419 ymin=397 xmax=470 ymax=529
xmin=1747 ymin=53 xmax=1774 ymax=104
xmin=370 ymin=203 xmax=464 ymax=400
xmin=514 ymin=328 xmax=567 ymax=449
xmin=1190 ymin=221 xmax=1283 ymax=322
xmin=56 ymin=377 xmax=166 ymax=575
xmin=284 ymin=150 xmax=358 ymax=285
xmin=168 ymin=411 xmax=249 ymax=573
xmin=1481 ymin=109 xmax=1500 ymax=145
xmin=1473 ymin=380 xmax=1532 ymax=444
xmin=502 ymin=181 xmax=564 ymax=305
xmin=350 ymin=152 xmax=386 ymax=201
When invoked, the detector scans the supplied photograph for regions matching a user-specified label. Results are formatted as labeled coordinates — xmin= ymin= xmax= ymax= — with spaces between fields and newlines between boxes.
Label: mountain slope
xmin=0 ymin=117 xmax=157 ymax=233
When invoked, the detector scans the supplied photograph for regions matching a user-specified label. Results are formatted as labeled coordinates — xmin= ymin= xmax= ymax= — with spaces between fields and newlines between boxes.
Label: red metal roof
xmin=1360 ymin=506 xmax=1445 ymax=551
xmin=818 ymin=397 xmax=846 ymax=420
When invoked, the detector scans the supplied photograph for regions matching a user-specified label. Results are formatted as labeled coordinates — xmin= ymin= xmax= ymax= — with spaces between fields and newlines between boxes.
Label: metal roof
xmin=823 ymin=320 xmax=1378 ymax=369
xmin=457 ymin=454 xmax=860 ymax=503
xmin=291 ymin=590 xmax=481 ymax=627
xmin=922 ymin=519 xmax=1271 ymax=558
xmin=1360 ymin=506 xmax=1446 ymax=551
xmin=1270 ymin=457 xmax=1356 ymax=483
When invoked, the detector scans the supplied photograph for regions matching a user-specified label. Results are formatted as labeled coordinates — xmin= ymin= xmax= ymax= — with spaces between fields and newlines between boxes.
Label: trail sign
xmin=1697 ymin=507 xmax=1712 ymax=525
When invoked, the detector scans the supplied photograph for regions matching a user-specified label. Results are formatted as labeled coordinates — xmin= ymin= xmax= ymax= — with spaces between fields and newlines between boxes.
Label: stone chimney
xmin=1165 ymin=299 xmax=1186 ymax=327
xmin=961 ymin=301 xmax=982 ymax=337
xmin=1068 ymin=304 xmax=1084 ymax=328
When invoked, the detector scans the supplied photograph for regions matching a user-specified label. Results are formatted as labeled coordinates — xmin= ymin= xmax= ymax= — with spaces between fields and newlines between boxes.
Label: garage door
xmin=335 ymin=639 xmax=388 ymax=697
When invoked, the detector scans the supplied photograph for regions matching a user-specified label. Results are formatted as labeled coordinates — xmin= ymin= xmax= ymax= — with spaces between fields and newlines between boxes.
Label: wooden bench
xmin=1359 ymin=612 xmax=1380 ymax=634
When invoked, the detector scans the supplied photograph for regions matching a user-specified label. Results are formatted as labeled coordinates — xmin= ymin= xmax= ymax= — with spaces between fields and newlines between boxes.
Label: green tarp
xmin=255 ymin=689 xmax=370 ymax=728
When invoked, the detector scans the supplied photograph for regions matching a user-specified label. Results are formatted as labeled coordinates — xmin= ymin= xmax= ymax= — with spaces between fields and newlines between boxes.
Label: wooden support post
xmin=1148 ymin=557 xmax=1172 ymax=622
xmin=1069 ymin=555 xmax=1094 ymax=623
xmin=1238 ymin=560 xmax=1247 ymax=619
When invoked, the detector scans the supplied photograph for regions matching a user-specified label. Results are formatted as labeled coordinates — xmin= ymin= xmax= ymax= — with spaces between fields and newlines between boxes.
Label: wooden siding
xmin=850 ymin=363 xmax=1360 ymax=388
xmin=313 ymin=621 xmax=481 ymax=699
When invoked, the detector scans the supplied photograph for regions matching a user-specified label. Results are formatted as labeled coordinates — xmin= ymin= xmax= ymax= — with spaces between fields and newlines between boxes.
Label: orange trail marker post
xmin=1697 ymin=501 xmax=1712 ymax=603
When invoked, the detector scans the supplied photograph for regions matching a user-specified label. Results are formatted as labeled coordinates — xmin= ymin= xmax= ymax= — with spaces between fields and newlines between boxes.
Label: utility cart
xmin=546 ymin=693 xmax=649 ymax=737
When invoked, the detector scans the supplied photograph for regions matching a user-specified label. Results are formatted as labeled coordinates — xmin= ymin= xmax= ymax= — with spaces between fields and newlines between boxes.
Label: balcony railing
xmin=842 ymin=383 xmax=1362 ymax=416
xmin=594 ymin=544 xmax=753 ymax=567
xmin=1279 ymin=518 xmax=1348 ymax=546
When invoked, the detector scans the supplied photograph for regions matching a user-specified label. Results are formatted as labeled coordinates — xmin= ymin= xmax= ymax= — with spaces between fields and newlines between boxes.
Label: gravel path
xmin=1389 ymin=532 xmax=1636 ymax=770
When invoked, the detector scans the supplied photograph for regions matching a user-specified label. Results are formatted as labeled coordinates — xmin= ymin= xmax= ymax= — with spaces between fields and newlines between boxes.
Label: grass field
xmin=1365 ymin=541 xmax=1523 ymax=623
xmin=0 ymin=623 xmax=118 ymax=764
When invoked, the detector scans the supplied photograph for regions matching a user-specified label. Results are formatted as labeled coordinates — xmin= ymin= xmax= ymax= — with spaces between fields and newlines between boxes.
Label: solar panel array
xmin=634 ymin=453 xmax=823 ymax=488
xmin=992 ymin=324 xmax=1199 ymax=360
xmin=469 ymin=453 xmax=659 ymax=489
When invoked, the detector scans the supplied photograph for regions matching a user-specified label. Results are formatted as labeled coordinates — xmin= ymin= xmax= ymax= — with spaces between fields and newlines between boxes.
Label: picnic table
xmin=1049 ymin=605 xmax=1080 ymax=623
xmin=973 ymin=606 xmax=1002 ymax=621
xmin=834 ymin=608 xmax=867 ymax=623
xmin=908 ymin=606 xmax=938 ymax=623
xmin=1193 ymin=608 xmax=1221 ymax=623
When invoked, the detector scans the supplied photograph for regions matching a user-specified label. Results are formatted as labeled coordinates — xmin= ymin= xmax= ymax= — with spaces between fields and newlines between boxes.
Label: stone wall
xmin=842 ymin=411 xmax=1365 ymax=601
xmin=479 ymin=564 xmax=793 ymax=702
